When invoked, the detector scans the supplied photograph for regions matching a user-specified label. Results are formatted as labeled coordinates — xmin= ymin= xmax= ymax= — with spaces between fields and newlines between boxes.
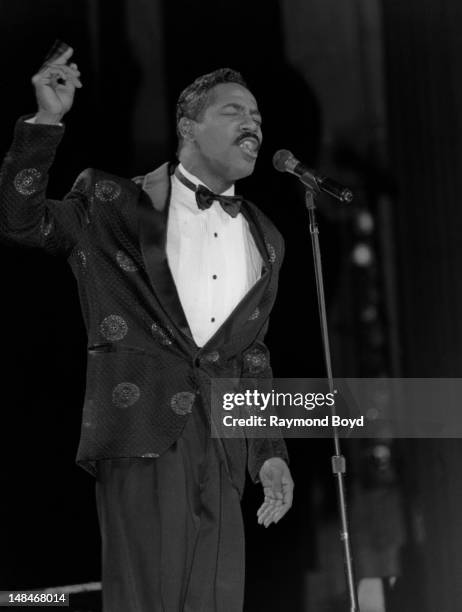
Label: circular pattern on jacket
xmin=95 ymin=179 xmax=121 ymax=202
xmin=14 ymin=168 xmax=42 ymax=196
xmin=151 ymin=322 xmax=173 ymax=346
xmin=244 ymin=348 xmax=268 ymax=374
xmin=170 ymin=391 xmax=195 ymax=416
xmin=116 ymin=250 xmax=139 ymax=272
xmin=266 ymin=242 xmax=276 ymax=264
xmin=248 ymin=307 xmax=260 ymax=321
xmin=112 ymin=382 xmax=140 ymax=408
xmin=100 ymin=315 xmax=128 ymax=341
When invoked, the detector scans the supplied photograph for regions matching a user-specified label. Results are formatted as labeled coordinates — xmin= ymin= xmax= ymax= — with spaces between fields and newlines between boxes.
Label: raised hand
xmin=31 ymin=46 xmax=82 ymax=124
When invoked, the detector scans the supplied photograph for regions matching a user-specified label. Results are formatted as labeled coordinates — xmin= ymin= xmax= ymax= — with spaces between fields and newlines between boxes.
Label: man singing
xmin=0 ymin=45 xmax=294 ymax=611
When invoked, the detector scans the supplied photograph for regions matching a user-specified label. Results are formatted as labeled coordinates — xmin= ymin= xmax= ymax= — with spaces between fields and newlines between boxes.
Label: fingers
xmin=257 ymin=494 xmax=290 ymax=527
xmin=36 ymin=43 xmax=80 ymax=86
xmin=41 ymin=44 xmax=74 ymax=68
xmin=32 ymin=63 xmax=82 ymax=89
xmin=272 ymin=492 xmax=292 ymax=523
xmin=257 ymin=485 xmax=283 ymax=527
xmin=54 ymin=45 xmax=74 ymax=65
xmin=256 ymin=473 xmax=294 ymax=527
xmin=257 ymin=495 xmax=283 ymax=527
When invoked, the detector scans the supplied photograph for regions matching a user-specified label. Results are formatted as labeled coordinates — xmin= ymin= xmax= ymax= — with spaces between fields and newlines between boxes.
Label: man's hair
xmin=176 ymin=68 xmax=248 ymax=142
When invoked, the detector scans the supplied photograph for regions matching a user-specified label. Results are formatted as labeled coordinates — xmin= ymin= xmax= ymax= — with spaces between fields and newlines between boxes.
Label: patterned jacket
xmin=0 ymin=117 xmax=288 ymax=494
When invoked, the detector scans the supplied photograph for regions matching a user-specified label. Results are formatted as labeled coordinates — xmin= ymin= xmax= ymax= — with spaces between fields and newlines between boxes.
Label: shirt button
xmin=212 ymin=274 xmax=217 ymax=279
xmin=211 ymin=317 xmax=215 ymax=322
xmin=214 ymin=232 xmax=218 ymax=237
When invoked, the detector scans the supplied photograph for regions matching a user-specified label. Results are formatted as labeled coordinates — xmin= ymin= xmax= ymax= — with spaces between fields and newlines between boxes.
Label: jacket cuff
xmin=248 ymin=437 xmax=289 ymax=483
xmin=12 ymin=115 xmax=65 ymax=153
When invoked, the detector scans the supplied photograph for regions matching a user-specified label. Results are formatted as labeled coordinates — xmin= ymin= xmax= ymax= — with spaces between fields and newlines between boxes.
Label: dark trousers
xmin=95 ymin=406 xmax=245 ymax=612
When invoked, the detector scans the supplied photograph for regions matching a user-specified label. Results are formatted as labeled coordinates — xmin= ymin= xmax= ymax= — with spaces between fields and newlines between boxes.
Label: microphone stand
xmin=305 ymin=186 xmax=360 ymax=611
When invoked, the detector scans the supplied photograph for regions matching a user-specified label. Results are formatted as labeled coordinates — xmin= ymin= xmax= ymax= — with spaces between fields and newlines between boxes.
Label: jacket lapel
xmin=240 ymin=201 xmax=271 ymax=277
xmin=137 ymin=163 xmax=194 ymax=341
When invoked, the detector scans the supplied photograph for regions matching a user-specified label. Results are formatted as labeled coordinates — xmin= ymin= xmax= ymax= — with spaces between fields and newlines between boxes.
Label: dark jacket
xmin=0 ymin=117 xmax=288 ymax=494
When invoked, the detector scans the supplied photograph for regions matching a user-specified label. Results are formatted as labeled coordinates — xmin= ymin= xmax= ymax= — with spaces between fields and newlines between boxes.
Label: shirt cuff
xmin=25 ymin=116 xmax=63 ymax=127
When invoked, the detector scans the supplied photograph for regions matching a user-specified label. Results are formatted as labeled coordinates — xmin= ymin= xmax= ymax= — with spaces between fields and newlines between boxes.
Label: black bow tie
xmin=174 ymin=167 xmax=244 ymax=218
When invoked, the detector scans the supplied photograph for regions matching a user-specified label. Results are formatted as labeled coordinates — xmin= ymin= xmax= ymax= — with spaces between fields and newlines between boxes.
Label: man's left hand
xmin=257 ymin=457 xmax=294 ymax=527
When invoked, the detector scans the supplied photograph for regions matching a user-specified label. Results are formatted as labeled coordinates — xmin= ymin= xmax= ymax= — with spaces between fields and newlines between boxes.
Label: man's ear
xmin=178 ymin=117 xmax=195 ymax=142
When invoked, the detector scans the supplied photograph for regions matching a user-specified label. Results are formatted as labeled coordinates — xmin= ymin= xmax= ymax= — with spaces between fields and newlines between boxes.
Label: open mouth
xmin=237 ymin=136 xmax=260 ymax=159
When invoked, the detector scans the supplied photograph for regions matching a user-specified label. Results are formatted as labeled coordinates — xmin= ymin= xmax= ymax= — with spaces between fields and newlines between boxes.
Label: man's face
xmin=188 ymin=82 xmax=263 ymax=183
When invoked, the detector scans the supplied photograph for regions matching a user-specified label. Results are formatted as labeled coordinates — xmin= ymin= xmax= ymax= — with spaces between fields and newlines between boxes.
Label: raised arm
xmin=0 ymin=45 xmax=90 ymax=256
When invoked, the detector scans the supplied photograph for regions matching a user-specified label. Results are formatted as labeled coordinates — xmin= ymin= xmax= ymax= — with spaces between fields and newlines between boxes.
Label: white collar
xmin=177 ymin=163 xmax=235 ymax=196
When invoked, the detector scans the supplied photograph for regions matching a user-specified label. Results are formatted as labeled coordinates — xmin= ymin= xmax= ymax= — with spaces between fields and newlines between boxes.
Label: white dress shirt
xmin=167 ymin=164 xmax=262 ymax=347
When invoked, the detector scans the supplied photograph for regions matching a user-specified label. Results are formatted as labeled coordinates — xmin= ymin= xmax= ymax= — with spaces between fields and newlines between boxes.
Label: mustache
xmin=235 ymin=131 xmax=261 ymax=148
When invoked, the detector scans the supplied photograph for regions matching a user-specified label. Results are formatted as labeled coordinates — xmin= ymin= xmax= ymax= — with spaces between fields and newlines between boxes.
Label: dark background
xmin=1 ymin=0 xmax=462 ymax=610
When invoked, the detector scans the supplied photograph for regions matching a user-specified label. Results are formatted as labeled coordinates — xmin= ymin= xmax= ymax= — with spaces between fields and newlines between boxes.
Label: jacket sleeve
xmin=0 ymin=116 xmax=91 ymax=257
xmin=244 ymin=319 xmax=290 ymax=483
xmin=247 ymin=429 xmax=289 ymax=483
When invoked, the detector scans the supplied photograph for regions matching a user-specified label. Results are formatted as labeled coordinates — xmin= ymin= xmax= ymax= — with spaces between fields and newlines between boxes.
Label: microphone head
xmin=272 ymin=149 xmax=293 ymax=172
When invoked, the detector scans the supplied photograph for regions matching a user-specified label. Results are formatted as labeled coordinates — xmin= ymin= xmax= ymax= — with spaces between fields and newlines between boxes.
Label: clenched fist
xmin=31 ymin=46 xmax=82 ymax=124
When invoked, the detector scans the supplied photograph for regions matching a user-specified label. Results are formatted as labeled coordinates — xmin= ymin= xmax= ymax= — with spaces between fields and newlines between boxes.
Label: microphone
xmin=273 ymin=149 xmax=353 ymax=203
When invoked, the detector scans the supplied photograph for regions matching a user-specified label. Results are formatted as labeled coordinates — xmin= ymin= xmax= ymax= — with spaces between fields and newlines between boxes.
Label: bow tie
xmin=174 ymin=167 xmax=244 ymax=218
